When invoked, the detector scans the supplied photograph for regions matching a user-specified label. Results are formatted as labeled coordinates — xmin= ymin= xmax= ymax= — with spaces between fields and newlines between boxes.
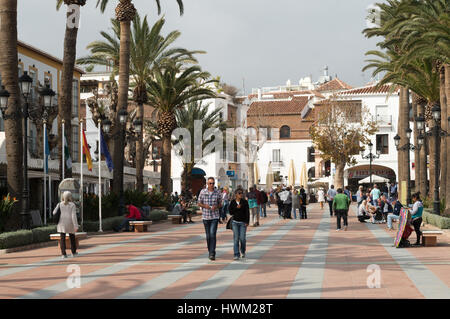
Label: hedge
xmin=0 ymin=230 xmax=34 ymax=249
xmin=83 ymin=217 xmax=123 ymax=232
xmin=423 ymin=210 xmax=450 ymax=229
xmin=148 ymin=210 xmax=168 ymax=222
xmin=32 ymin=226 xmax=57 ymax=243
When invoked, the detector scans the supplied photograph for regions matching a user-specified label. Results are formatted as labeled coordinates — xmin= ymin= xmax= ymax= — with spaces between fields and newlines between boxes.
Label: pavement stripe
xmin=350 ymin=206 xmax=450 ymax=299
xmin=17 ymin=223 xmax=228 ymax=299
xmin=116 ymin=217 xmax=282 ymax=299
xmin=0 ymin=223 xmax=198 ymax=279
xmin=287 ymin=209 xmax=330 ymax=298
xmin=184 ymin=220 xmax=298 ymax=299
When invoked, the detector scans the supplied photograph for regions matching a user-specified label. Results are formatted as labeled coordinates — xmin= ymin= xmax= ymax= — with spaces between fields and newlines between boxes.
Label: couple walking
xmin=197 ymin=177 xmax=249 ymax=261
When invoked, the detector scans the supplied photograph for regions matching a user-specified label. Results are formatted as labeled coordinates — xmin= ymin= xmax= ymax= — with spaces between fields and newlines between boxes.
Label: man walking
xmin=261 ymin=189 xmax=268 ymax=217
xmin=327 ymin=185 xmax=337 ymax=216
xmin=370 ymin=184 xmax=381 ymax=206
xmin=333 ymin=188 xmax=351 ymax=231
xmin=198 ymin=177 xmax=222 ymax=261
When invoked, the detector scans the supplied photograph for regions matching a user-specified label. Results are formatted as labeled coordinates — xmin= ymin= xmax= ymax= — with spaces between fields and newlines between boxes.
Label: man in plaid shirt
xmin=198 ymin=177 xmax=222 ymax=261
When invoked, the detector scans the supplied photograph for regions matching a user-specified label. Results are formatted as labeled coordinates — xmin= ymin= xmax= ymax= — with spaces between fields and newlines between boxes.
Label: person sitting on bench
xmin=114 ymin=204 xmax=142 ymax=232
xmin=357 ymin=199 xmax=371 ymax=223
xmin=387 ymin=197 xmax=403 ymax=230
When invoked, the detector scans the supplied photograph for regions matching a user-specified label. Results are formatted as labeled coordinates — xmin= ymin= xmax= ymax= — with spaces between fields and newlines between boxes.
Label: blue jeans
xmin=232 ymin=220 xmax=247 ymax=257
xmin=387 ymin=214 xmax=400 ymax=229
xmin=116 ymin=218 xmax=136 ymax=231
xmin=292 ymin=207 xmax=299 ymax=219
xmin=221 ymin=201 xmax=229 ymax=219
xmin=259 ymin=204 xmax=267 ymax=217
xmin=203 ymin=219 xmax=219 ymax=257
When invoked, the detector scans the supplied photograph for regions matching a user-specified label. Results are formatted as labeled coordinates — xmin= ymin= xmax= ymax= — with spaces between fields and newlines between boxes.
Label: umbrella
xmin=288 ymin=159 xmax=296 ymax=187
xmin=265 ymin=161 xmax=274 ymax=190
xmin=253 ymin=162 xmax=260 ymax=186
xmin=299 ymin=162 xmax=308 ymax=188
xmin=358 ymin=174 xmax=389 ymax=184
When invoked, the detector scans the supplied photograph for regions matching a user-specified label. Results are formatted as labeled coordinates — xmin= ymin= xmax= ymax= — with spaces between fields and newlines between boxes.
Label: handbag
xmin=53 ymin=203 xmax=61 ymax=224
xmin=226 ymin=216 xmax=234 ymax=230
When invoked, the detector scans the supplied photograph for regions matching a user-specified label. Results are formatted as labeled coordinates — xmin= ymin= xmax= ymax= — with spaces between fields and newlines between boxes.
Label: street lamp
xmin=360 ymin=141 xmax=381 ymax=185
xmin=394 ymin=126 xmax=421 ymax=206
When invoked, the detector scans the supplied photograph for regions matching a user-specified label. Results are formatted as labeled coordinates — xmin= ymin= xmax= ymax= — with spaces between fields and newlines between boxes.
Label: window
xmin=376 ymin=134 xmax=389 ymax=154
xmin=280 ymin=125 xmax=290 ymax=138
xmin=307 ymin=147 xmax=315 ymax=162
xmin=72 ymin=125 xmax=79 ymax=162
xmin=72 ymin=79 xmax=79 ymax=117
xmin=273 ymin=149 xmax=281 ymax=162
xmin=274 ymin=171 xmax=281 ymax=182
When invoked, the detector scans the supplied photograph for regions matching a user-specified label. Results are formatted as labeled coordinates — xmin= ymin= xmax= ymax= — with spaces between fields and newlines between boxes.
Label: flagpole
xmin=43 ymin=120 xmax=47 ymax=225
xmin=98 ymin=119 xmax=103 ymax=232
xmin=49 ymin=175 xmax=52 ymax=218
xmin=80 ymin=120 xmax=84 ymax=232
xmin=62 ymin=119 xmax=65 ymax=181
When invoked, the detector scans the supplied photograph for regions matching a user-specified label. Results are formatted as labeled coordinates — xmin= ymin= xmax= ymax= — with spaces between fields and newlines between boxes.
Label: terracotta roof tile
xmin=338 ymin=83 xmax=399 ymax=95
xmin=316 ymin=78 xmax=353 ymax=92
xmin=248 ymin=90 xmax=324 ymax=100
xmin=247 ymin=96 xmax=311 ymax=116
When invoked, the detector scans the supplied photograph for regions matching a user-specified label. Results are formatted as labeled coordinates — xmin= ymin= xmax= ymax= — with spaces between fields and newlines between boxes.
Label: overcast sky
xmin=18 ymin=0 xmax=382 ymax=95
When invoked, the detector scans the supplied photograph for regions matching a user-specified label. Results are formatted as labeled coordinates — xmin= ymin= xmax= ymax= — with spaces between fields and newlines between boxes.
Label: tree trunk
xmin=0 ymin=0 xmax=23 ymax=221
xmin=181 ymin=162 xmax=194 ymax=193
xmin=398 ymin=87 xmax=410 ymax=202
xmin=112 ymin=19 xmax=132 ymax=197
xmin=445 ymin=64 xmax=450 ymax=215
xmin=427 ymin=103 xmax=440 ymax=204
xmin=417 ymin=102 xmax=428 ymax=197
xmin=160 ymin=134 xmax=172 ymax=193
xmin=334 ymin=161 xmax=345 ymax=189
xmin=412 ymin=98 xmax=420 ymax=193
xmin=58 ymin=7 xmax=79 ymax=180
xmin=439 ymin=65 xmax=447 ymax=204
xmin=135 ymin=103 xmax=144 ymax=192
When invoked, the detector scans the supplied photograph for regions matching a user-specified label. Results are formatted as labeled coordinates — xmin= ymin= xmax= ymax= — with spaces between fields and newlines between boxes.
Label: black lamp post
xmin=360 ymin=141 xmax=381 ymax=185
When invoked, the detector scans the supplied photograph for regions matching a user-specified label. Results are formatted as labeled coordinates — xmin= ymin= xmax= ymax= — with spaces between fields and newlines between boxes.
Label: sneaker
xmin=233 ymin=256 xmax=239 ymax=260
xmin=209 ymin=255 xmax=215 ymax=261
xmin=188 ymin=220 xmax=194 ymax=223
xmin=344 ymin=226 xmax=348 ymax=231
xmin=61 ymin=255 xmax=68 ymax=259
xmin=241 ymin=253 xmax=245 ymax=258
xmin=71 ymin=252 xmax=78 ymax=257
xmin=336 ymin=229 xmax=341 ymax=231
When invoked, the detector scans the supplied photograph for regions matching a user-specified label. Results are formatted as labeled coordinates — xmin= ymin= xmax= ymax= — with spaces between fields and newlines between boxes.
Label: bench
xmin=129 ymin=220 xmax=153 ymax=232
xmin=168 ymin=215 xmax=183 ymax=224
xmin=50 ymin=232 xmax=88 ymax=251
xmin=422 ymin=230 xmax=444 ymax=247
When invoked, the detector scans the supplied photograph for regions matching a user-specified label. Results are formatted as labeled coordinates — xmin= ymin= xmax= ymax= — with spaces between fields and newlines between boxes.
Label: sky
xmin=17 ymin=0 xmax=382 ymax=95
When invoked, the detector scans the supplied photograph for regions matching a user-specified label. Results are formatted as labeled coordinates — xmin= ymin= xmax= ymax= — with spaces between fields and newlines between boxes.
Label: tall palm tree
xmin=95 ymin=0 xmax=184 ymax=197
xmin=174 ymin=101 xmax=227 ymax=192
xmin=146 ymin=61 xmax=218 ymax=193
xmin=0 ymin=0 xmax=23 ymax=224
xmin=56 ymin=0 xmax=87 ymax=180
xmin=78 ymin=13 xmax=199 ymax=191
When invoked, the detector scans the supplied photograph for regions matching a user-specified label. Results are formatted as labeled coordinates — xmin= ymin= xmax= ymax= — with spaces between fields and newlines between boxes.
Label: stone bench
xmin=129 ymin=220 xmax=153 ymax=232
xmin=168 ymin=215 xmax=183 ymax=224
xmin=50 ymin=232 xmax=88 ymax=251
xmin=422 ymin=230 xmax=443 ymax=247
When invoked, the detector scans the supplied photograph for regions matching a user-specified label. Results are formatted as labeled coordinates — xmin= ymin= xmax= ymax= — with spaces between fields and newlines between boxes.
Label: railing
xmin=374 ymin=115 xmax=392 ymax=126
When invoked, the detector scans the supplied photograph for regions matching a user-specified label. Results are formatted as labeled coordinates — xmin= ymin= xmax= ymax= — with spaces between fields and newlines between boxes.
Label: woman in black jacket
xmin=229 ymin=189 xmax=250 ymax=260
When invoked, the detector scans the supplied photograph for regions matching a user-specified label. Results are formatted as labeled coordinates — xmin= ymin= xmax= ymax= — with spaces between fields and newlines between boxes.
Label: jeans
xmin=292 ymin=207 xmax=299 ymax=219
xmin=221 ymin=201 xmax=229 ymax=220
xmin=250 ymin=207 xmax=259 ymax=225
xmin=277 ymin=203 xmax=283 ymax=216
xmin=328 ymin=201 xmax=334 ymax=216
xmin=203 ymin=219 xmax=219 ymax=257
xmin=387 ymin=214 xmax=400 ymax=229
xmin=232 ymin=220 xmax=247 ymax=257
xmin=60 ymin=233 xmax=77 ymax=256
xmin=259 ymin=203 xmax=267 ymax=217
xmin=336 ymin=209 xmax=348 ymax=229
xmin=116 ymin=218 xmax=136 ymax=231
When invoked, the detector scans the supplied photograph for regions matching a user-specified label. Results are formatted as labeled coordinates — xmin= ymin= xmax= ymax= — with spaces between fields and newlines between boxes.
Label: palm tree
xmin=56 ymin=0 xmax=87 ymax=180
xmin=0 ymin=0 xmax=23 ymax=224
xmin=95 ymin=0 xmax=184 ymax=197
xmin=174 ymin=101 xmax=227 ymax=192
xmin=146 ymin=61 xmax=218 ymax=193
xmin=78 ymin=13 xmax=199 ymax=191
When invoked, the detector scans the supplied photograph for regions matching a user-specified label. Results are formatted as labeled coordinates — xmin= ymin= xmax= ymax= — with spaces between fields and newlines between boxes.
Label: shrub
xmin=148 ymin=191 xmax=170 ymax=208
xmin=423 ymin=210 xmax=450 ymax=229
xmin=32 ymin=226 xmax=57 ymax=243
xmin=82 ymin=216 xmax=123 ymax=232
xmin=0 ymin=230 xmax=33 ymax=249
xmin=0 ymin=194 xmax=19 ymax=232
xmin=149 ymin=210 xmax=168 ymax=222
xmin=83 ymin=192 xmax=120 ymax=221
xmin=124 ymin=189 xmax=150 ymax=207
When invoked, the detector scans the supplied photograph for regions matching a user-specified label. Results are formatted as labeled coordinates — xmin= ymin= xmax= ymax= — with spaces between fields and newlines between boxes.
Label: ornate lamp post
xmin=360 ymin=141 xmax=381 ymax=185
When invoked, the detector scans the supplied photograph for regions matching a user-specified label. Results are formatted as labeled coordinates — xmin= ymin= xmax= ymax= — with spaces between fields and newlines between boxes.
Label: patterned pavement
xmin=0 ymin=203 xmax=449 ymax=299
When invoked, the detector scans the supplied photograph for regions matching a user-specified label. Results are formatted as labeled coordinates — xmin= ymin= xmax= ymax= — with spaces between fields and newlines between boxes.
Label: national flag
xmin=63 ymin=133 xmax=72 ymax=169
xmin=100 ymin=130 xmax=113 ymax=172
xmin=82 ymin=130 xmax=92 ymax=171
xmin=44 ymin=129 xmax=50 ymax=174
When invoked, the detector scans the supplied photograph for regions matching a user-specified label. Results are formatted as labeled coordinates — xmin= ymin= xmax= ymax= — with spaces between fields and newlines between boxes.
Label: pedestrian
xmin=255 ymin=186 xmax=264 ymax=221
xmin=275 ymin=186 xmax=283 ymax=218
xmin=333 ymin=188 xmax=350 ymax=231
xmin=220 ymin=187 xmax=230 ymax=224
xmin=327 ymin=185 xmax=337 ymax=216
xmin=282 ymin=187 xmax=293 ymax=219
xmin=356 ymin=186 xmax=364 ymax=209
xmin=389 ymin=182 xmax=398 ymax=200
xmin=53 ymin=191 xmax=79 ymax=259
xmin=197 ymin=177 xmax=223 ymax=261
xmin=317 ymin=187 xmax=325 ymax=209
xmin=370 ymin=184 xmax=381 ymax=206
xmin=300 ymin=187 xmax=308 ymax=219
xmin=247 ymin=187 xmax=259 ymax=226
xmin=229 ymin=189 xmax=250 ymax=260
xmin=292 ymin=189 xmax=300 ymax=219
xmin=261 ymin=189 xmax=268 ymax=217
xmin=114 ymin=203 xmax=142 ymax=232
xmin=409 ymin=192 xmax=424 ymax=246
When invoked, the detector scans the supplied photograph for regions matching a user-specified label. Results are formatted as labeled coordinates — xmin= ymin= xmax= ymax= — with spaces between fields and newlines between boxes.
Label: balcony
xmin=373 ymin=115 xmax=392 ymax=126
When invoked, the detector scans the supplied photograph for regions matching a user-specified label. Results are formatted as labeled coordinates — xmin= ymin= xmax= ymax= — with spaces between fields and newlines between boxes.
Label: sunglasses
xmin=208 ymin=182 xmax=215 ymax=185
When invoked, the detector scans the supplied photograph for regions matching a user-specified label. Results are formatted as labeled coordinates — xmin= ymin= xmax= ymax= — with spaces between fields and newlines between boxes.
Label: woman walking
xmin=229 ymin=189 xmax=250 ymax=260
xmin=220 ymin=187 xmax=230 ymax=224
xmin=292 ymin=189 xmax=300 ymax=219
xmin=247 ymin=187 xmax=258 ymax=226
xmin=317 ymin=188 xmax=325 ymax=209
xmin=53 ymin=191 xmax=79 ymax=259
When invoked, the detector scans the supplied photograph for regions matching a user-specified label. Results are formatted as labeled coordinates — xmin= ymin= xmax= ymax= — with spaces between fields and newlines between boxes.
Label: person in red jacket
xmin=113 ymin=204 xmax=142 ymax=232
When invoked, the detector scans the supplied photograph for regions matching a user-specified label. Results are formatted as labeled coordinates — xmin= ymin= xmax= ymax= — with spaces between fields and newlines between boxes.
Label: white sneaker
xmin=336 ymin=229 xmax=341 ymax=231
xmin=61 ymin=255 xmax=68 ymax=259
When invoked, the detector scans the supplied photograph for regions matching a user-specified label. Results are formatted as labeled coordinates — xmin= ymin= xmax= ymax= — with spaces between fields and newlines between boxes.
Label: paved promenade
xmin=0 ymin=203 xmax=449 ymax=299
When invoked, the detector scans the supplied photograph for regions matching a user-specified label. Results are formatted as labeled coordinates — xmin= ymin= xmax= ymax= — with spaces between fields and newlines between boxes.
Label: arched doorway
xmin=191 ymin=167 xmax=206 ymax=197
xmin=346 ymin=165 xmax=396 ymax=192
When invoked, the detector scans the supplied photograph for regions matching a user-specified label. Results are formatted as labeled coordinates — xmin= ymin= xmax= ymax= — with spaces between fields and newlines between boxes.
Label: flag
xmin=100 ymin=130 xmax=113 ymax=172
xmin=64 ymin=133 xmax=72 ymax=169
xmin=82 ymin=130 xmax=93 ymax=171
xmin=44 ymin=129 xmax=50 ymax=174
